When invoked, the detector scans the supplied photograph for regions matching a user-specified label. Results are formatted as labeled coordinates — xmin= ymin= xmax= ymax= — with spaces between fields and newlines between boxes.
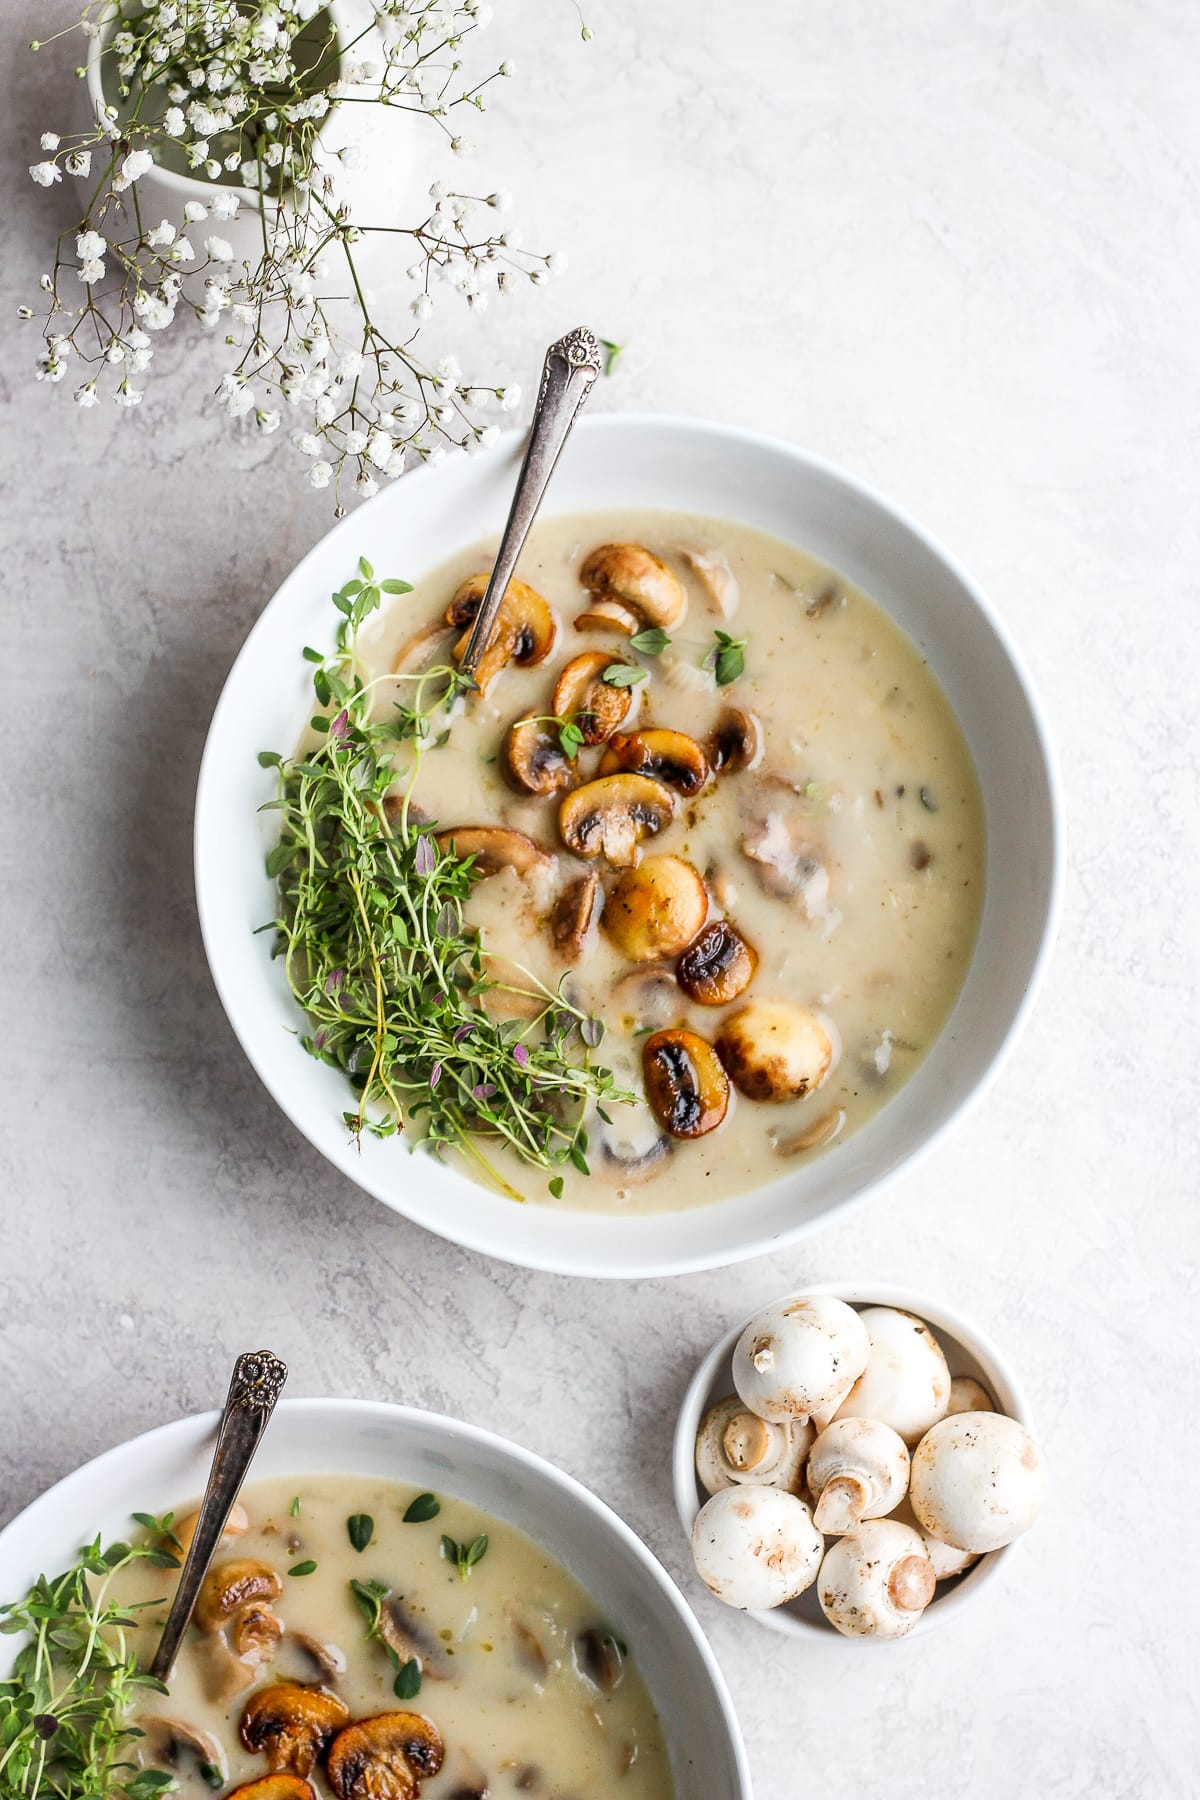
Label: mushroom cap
xmin=642 ymin=1028 xmax=730 ymax=1139
xmin=550 ymin=870 xmax=602 ymax=962
xmin=602 ymin=855 xmax=708 ymax=962
xmin=806 ymin=1416 xmax=910 ymax=1534
xmin=194 ymin=1558 xmax=282 ymax=1631
xmin=559 ymin=774 xmax=676 ymax=867
xmin=948 ymin=1375 xmax=995 ymax=1416
xmin=737 ymin=1288 xmax=867 ymax=1425
xmin=172 ymin=1501 xmax=248 ymax=1558
xmin=708 ymin=707 xmax=762 ymax=774
xmin=136 ymin=1715 xmax=227 ymax=1783
xmin=695 ymin=1394 xmax=813 ymax=1495
xmin=817 ymin=1518 xmax=936 ymax=1639
xmin=888 ymin=1493 xmax=979 ymax=1579
xmin=580 ymin=543 xmax=687 ymax=630
xmin=326 ymin=1712 xmax=445 ymax=1800
xmin=691 ymin=1485 xmax=823 ymax=1611
xmin=598 ymin=728 xmax=710 ymax=797
xmin=503 ymin=715 xmax=578 ymax=797
xmin=241 ymin=1683 xmax=350 ymax=1776
xmin=732 ymin=1294 xmax=870 ymax=1425
xmin=833 ymin=1305 xmax=952 ymax=1447
xmin=715 ymin=1000 xmax=835 ymax=1102
xmin=434 ymin=825 xmax=554 ymax=880
xmin=226 ymin=1780 xmax=316 ymax=1800
xmin=910 ymin=1411 xmax=1044 ymax=1553
xmin=447 ymin=571 xmax=558 ymax=694
xmin=574 ymin=596 xmax=640 ymax=635
xmin=552 ymin=650 xmax=636 ymax=744
xmin=676 ymin=918 xmax=758 ymax=1006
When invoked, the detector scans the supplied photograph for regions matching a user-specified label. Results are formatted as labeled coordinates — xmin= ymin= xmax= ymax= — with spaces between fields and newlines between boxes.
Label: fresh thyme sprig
xmin=261 ymin=561 xmax=634 ymax=1198
xmin=0 ymin=1530 xmax=178 ymax=1800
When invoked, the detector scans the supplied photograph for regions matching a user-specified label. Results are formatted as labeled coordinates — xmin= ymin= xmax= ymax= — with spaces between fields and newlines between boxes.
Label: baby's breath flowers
xmin=24 ymin=0 xmax=573 ymax=508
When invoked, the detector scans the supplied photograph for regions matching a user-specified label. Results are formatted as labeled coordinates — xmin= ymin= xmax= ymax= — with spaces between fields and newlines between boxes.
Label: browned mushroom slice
xmin=227 ymin=1780 xmax=316 ymax=1800
xmin=579 ymin=544 xmax=686 ymax=631
xmin=551 ymin=871 xmax=601 ymax=962
xmin=241 ymin=1684 xmax=351 ymax=1776
xmin=171 ymin=1502 xmax=248 ymax=1558
xmin=597 ymin=728 xmax=709 ymax=798
xmin=503 ymin=715 xmax=577 ymax=797
xmin=136 ymin=1716 xmax=227 ymax=1785
xmin=574 ymin=596 xmax=640 ymax=635
xmin=601 ymin=856 xmax=708 ymax=962
xmin=552 ymin=650 xmax=635 ymax=745
xmin=195 ymin=1559 xmax=282 ymax=1632
xmin=708 ymin=708 xmax=762 ymax=774
xmin=676 ymin=919 xmax=758 ymax=1005
xmin=380 ymin=1598 xmax=448 ymax=1680
xmin=575 ymin=1628 xmax=626 ymax=1691
xmin=715 ymin=1000 xmax=834 ymax=1102
xmin=234 ymin=1604 xmax=284 ymax=1665
xmin=559 ymin=775 xmax=676 ymax=868
xmin=446 ymin=571 xmax=558 ymax=694
xmin=435 ymin=826 xmax=554 ymax=878
xmin=642 ymin=1029 xmax=730 ymax=1139
xmin=326 ymin=1713 xmax=445 ymax=1800
xmin=283 ymin=1630 xmax=346 ymax=1685
xmin=391 ymin=616 xmax=453 ymax=676
xmin=612 ymin=964 xmax=682 ymax=1030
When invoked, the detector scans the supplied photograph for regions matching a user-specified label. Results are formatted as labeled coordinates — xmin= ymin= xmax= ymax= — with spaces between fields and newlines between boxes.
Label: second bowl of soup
xmin=196 ymin=416 xmax=1061 ymax=1275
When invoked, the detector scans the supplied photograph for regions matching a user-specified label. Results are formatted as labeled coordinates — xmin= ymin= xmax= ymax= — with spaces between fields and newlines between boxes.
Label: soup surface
xmin=114 ymin=1474 xmax=673 ymax=1799
xmin=341 ymin=508 xmax=985 ymax=1210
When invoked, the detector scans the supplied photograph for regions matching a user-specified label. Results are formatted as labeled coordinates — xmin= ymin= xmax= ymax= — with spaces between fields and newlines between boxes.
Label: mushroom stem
xmin=888 ymin=1554 xmax=937 ymax=1614
xmin=812 ymin=1474 xmax=868 ymax=1535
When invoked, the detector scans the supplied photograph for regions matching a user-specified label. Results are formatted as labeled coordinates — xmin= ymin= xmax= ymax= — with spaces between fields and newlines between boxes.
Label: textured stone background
xmin=1 ymin=2 xmax=1196 ymax=1794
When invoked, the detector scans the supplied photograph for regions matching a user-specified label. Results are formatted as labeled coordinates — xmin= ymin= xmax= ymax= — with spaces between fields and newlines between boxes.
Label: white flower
xmin=146 ymin=221 xmax=176 ymax=247
xmin=65 ymin=149 xmax=92 ymax=177
xmin=487 ymin=189 xmax=511 ymax=211
xmin=210 ymin=189 xmax=240 ymax=219
xmin=309 ymin=459 xmax=333 ymax=488
xmin=547 ymin=250 xmax=568 ymax=274
xmin=411 ymin=293 xmax=433 ymax=321
xmin=315 ymin=393 xmax=336 ymax=426
xmin=367 ymin=429 xmax=392 ymax=468
xmin=296 ymin=432 xmax=321 ymax=456
xmin=184 ymin=200 xmax=208 ymax=222
xmin=450 ymin=136 xmax=474 ymax=157
xmin=435 ymin=354 xmax=462 ymax=383
xmin=336 ymin=352 xmax=364 ymax=382
xmin=122 ymin=149 xmax=154 ymax=182
xmin=479 ymin=424 xmax=500 ymax=448
xmin=40 ymin=132 xmax=60 ymax=151
xmin=35 ymin=353 xmax=66 ymax=383
xmin=114 ymin=381 xmax=142 ymax=407
xmin=140 ymin=297 xmax=175 ymax=330
xmin=226 ymin=384 xmax=255 ymax=418
xmin=339 ymin=143 xmax=365 ymax=171
xmin=256 ymin=409 xmax=281 ymax=434
xmin=171 ymin=236 xmax=195 ymax=262
xmin=205 ymin=235 xmax=235 ymax=262
xmin=386 ymin=450 xmax=406 ymax=478
xmin=344 ymin=429 xmax=368 ymax=454
xmin=163 ymin=106 xmax=186 ymax=135
xmin=76 ymin=230 xmax=106 ymax=262
xmin=498 ymin=383 xmax=521 ymax=411
xmin=224 ymin=151 xmax=241 ymax=170
xmin=355 ymin=473 xmax=379 ymax=498
xmin=30 ymin=161 xmax=60 ymax=187
xmin=74 ymin=383 xmax=99 ymax=408
xmin=428 ymin=181 xmax=447 ymax=202
xmin=105 ymin=342 xmax=125 ymax=364
xmin=77 ymin=259 xmax=105 ymax=284
xmin=499 ymin=227 xmax=522 ymax=249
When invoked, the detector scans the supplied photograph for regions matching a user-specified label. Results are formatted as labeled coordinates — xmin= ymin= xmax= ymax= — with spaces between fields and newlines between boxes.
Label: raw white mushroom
xmin=817 ymin=1518 xmax=936 ymax=1639
xmin=806 ymin=1417 xmax=910 ymax=1534
xmin=833 ymin=1305 xmax=951 ymax=1446
xmin=691 ymin=1485 xmax=824 ymax=1611
xmin=947 ymin=1375 xmax=995 ymax=1416
xmin=695 ymin=1394 xmax=814 ymax=1495
xmin=890 ymin=1494 xmax=979 ymax=1580
xmin=732 ymin=1295 xmax=869 ymax=1427
xmin=910 ymin=1411 xmax=1044 ymax=1553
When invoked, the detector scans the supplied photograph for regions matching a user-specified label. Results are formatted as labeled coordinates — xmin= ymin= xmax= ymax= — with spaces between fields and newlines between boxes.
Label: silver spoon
xmin=150 ymin=1349 xmax=288 ymax=1681
xmin=457 ymin=325 xmax=604 ymax=681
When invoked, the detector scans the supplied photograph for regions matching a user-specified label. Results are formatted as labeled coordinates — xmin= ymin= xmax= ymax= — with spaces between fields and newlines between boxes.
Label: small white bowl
xmin=0 ymin=1397 xmax=750 ymax=1799
xmin=196 ymin=415 xmax=1062 ymax=1278
xmin=672 ymin=1282 xmax=1036 ymax=1640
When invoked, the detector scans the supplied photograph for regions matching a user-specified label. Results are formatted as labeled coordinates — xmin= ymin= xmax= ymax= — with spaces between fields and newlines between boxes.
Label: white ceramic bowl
xmin=0 ymin=1397 xmax=750 ymax=1799
xmin=672 ymin=1282 xmax=1037 ymax=1640
xmin=195 ymin=414 xmax=1062 ymax=1278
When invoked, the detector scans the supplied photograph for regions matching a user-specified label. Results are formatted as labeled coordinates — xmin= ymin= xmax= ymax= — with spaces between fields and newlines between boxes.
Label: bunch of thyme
xmin=261 ymin=561 xmax=633 ymax=1199
xmin=0 ymin=1524 xmax=179 ymax=1800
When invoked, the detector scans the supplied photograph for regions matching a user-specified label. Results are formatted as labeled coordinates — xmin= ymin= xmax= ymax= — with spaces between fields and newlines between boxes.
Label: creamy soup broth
xmin=352 ymin=508 xmax=985 ymax=1211
xmin=115 ymin=1474 xmax=673 ymax=1798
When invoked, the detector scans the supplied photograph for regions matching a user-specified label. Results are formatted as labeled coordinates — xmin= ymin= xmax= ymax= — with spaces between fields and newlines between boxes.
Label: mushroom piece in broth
xmin=350 ymin=508 xmax=986 ymax=1212
xmin=112 ymin=1475 xmax=673 ymax=1800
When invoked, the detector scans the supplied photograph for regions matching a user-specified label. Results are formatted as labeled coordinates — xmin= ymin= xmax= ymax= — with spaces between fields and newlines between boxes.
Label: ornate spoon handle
xmin=150 ymin=1349 xmax=288 ymax=1681
xmin=457 ymin=326 xmax=603 ymax=680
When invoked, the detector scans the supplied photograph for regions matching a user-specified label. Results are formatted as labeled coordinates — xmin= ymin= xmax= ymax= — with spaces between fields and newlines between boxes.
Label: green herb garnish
xmin=403 ymin=1493 xmax=441 ymax=1525
xmin=628 ymin=626 xmax=669 ymax=656
xmin=288 ymin=1560 xmax=318 ymax=1578
xmin=703 ymin=629 xmax=747 ymax=687
xmin=262 ymin=564 xmax=635 ymax=1198
xmin=288 ymin=1495 xmax=301 ymax=1518
xmin=198 ymin=1762 xmax=225 ymax=1791
xmin=599 ymin=338 xmax=623 ymax=376
xmin=601 ymin=663 xmax=646 ymax=689
xmin=393 ymin=1658 xmax=422 ymax=1700
xmin=0 ymin=1529 xmax=178 ymax=1799
xmin=441 ymin=1534 xmax=488 ymax=1581
xmin=347 ymin=1514 xmax=374 ymax=1553
xmin=349 ymin=1576 xmax=389 ymax=1633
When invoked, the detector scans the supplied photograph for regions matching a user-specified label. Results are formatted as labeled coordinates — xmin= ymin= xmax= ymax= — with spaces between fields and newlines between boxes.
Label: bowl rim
xmin=671 ymin=1280 xmax=1036 ymax=1641
xmin=194 ymin=412 xmax=1065 ymax=1278
xmin=0 ymin=1395 xmax=752 ymax=1796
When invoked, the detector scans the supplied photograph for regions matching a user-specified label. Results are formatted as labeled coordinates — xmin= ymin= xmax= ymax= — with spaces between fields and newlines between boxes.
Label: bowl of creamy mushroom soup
xmin=196 ymin=416 xmax=1062 ymax=1276
xmin=0 ymin=1398 xmax=750 ymax=1799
